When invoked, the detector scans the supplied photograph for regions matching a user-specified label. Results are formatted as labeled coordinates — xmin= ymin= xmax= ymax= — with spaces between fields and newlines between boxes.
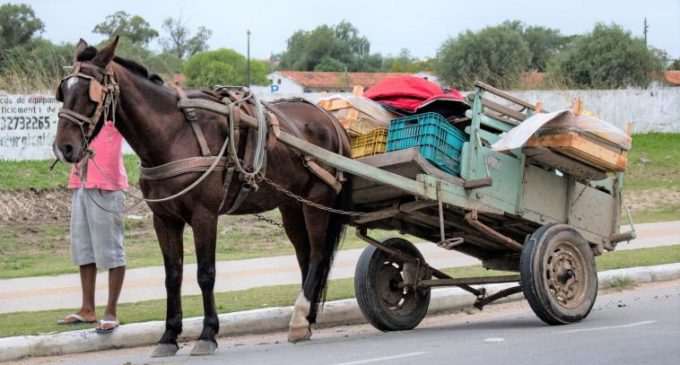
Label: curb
xmin=1 ymin=263 xmax=679 ymax=362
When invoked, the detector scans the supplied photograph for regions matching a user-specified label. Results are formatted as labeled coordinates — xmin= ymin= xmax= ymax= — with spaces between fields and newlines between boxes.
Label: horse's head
xmin=52 ymin=37 xmax=119 ymax=163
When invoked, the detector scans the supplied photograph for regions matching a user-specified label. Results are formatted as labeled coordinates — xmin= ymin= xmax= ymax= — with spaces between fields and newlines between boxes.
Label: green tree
xmin=160 ymin=16 xmax=212 ymax=60
xmin=99 ymin=36 xmax=182 ymax=77
xmin=183 ymin=48 xmax=268 ymax=87
xmin=548 ymin=23 xmax=664 ymax=88
xmin=93 ymin=11 xmax=158 ymax=45
xmin=278 ymin=21 xmax=380 ymax=72
xmin=523 ymin=26 xmax=563 ymax=72
xmin=0 ymin=3 xmax=44 ymax=50
xmin=436 ymin=24 xmax=531 ymax=89
xmin=0 ymin=38 xmax=73 ymax=92
xmin=669 ymin=59 xmax=680 ymax=71
xmin=382 ymin=49 xmax=423 ymax=72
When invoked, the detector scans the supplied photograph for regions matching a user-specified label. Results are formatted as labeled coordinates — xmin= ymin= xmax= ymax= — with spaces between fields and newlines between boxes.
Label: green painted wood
xmin=277 ymin=132 xmax=427 ymax=197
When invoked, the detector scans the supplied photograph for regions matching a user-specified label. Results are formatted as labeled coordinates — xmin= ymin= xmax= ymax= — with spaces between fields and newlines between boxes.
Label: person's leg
xmin=102 ymin=265 xmax=125 ymax=326
xmin=77 ymin=263 xmax=98 ymax=321
xmin=60 ymin=188 xmax=98 ymax=324
xmin=87 ymin=189 xmax=126 ymax=331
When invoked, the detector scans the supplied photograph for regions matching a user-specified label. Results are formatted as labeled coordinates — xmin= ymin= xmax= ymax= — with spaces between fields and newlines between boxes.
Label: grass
xmin=0 ymin=216 xmax=389 ymax=279
xmin=0 ymin=155 xmax=141 ymax=190
xmin=601 ymin=276 xmax=636 ymax=290
xmin=625 ymin=133 xmax=680 ymax=192
xmin=0 ymin=244 xmax=677 ymax=338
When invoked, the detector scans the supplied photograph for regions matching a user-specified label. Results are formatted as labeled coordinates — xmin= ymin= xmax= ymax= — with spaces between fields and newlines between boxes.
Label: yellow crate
xmin=351 ymin=128 xmax=388 ymax=159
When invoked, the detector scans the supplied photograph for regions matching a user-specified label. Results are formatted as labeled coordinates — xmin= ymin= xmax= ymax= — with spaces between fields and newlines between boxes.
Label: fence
xmin=1 ymin=88 xmax=678 ymax=160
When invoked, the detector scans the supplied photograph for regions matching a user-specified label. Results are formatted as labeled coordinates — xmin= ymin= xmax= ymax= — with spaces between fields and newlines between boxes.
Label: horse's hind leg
xmin=280 ymin=203 xmax=311 ymax=284
xmin=151 ymin=214 xmax=185 ymax=357
xmin=189 ymin=207 xmax=220 ymax=356
xmin=288 ymin=205 xmax=339 ymax=343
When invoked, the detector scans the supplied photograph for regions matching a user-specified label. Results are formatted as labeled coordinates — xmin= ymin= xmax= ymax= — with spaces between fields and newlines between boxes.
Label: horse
xmin=52 ymin=37 xmax=352 ymax=357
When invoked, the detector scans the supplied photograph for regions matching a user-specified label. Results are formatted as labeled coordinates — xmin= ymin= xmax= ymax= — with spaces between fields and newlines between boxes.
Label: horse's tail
xmin=308 ymin=175 xmax=353 ymax=323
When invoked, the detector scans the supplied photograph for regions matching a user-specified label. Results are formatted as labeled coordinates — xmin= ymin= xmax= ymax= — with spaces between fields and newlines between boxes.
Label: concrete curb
xmin=1 ymin=263 xmax=679 ymax=362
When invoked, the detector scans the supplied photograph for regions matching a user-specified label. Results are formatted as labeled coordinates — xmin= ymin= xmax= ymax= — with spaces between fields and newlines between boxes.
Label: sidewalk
xmin=0 ymin=220 xmax=678 ymax=314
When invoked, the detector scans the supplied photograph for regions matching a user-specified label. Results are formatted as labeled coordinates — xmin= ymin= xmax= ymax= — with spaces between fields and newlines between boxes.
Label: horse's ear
xmin=92 ymin=36 xmax=119 ymax=67
xmin=75 ymin=39 xmax=88 ymax=59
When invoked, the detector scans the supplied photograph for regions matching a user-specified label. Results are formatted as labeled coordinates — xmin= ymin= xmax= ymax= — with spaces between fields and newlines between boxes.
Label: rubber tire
xmin=354 ymin=237 xmax=431 ymax=331
xmin=520 ymin=223 xmax=598 ymax=325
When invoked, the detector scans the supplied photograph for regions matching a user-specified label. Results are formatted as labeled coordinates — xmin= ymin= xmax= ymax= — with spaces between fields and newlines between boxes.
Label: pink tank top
xmin=69 ymin=121 xmax=129 ymax=191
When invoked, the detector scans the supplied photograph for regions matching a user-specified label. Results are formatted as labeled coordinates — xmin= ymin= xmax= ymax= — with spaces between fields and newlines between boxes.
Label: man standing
xmin=57 ymin=120 xmax=128 ymax=334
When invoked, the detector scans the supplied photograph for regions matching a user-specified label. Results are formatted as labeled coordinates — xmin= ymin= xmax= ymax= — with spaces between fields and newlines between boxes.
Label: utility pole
xmin=643 ymin=17 xmax=649 ymax=46
xmin=247 ymin=30 xmax=251 ymax=87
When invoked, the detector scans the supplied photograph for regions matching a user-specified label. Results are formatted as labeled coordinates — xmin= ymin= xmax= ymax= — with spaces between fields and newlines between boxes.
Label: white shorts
xmin=70 ymin=188 xmax=126 ymax=270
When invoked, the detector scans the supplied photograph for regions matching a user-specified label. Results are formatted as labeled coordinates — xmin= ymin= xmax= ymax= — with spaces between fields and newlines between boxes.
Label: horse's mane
xmin=76 ymin=45 xmax=164 ymax=85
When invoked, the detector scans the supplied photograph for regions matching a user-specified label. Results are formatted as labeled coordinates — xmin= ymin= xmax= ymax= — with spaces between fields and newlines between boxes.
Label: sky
xmin=9 ymin=0 xmax=680 ymax=60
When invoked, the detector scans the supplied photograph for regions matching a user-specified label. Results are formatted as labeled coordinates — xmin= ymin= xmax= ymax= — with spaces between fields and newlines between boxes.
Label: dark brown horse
xmin=52 ymin=37 xmax=352 ymax=356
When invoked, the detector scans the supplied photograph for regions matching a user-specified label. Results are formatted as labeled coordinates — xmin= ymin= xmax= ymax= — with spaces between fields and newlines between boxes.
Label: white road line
xmin=558 ymin=320 xmax=657 ymax=334
xmin=332 ymin=351 xmax=428 ymax=365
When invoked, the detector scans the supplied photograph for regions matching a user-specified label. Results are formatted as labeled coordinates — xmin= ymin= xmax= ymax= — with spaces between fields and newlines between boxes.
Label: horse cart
xmin=273 ymin=81 xmax=635 ymax=330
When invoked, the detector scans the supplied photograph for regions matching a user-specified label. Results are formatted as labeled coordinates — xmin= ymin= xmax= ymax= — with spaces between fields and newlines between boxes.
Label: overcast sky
xmin=12 ymin=0 xmax=680 ymax=60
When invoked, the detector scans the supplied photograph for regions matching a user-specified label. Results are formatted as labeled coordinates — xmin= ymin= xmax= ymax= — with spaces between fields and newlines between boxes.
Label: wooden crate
xmin=526 ymin=131 xmax=628 ymax=172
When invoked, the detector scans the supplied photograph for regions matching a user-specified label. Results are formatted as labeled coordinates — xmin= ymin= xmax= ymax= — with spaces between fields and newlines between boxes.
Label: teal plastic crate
xmin=386 ymin=112 xmax=466 ymax=175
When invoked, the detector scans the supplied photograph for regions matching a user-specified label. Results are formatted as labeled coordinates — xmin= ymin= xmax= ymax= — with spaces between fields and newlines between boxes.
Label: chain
xmin=260 ymin=175 xmax=383 ymax=217
xmin=254 ymin=213 xmax=284 ymax=228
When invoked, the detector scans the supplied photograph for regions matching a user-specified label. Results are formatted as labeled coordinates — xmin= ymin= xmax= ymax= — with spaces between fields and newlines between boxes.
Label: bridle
xmin=55 ymin=61 xmax=120 ymax=151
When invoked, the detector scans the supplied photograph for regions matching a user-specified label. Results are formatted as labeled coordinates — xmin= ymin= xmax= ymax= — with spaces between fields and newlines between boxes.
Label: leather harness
xmin=138 ymin=87 xmax=347 ymax=212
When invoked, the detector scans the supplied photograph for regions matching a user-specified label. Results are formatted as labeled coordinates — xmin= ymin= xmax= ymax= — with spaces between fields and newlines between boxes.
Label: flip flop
xmin=95 ymin=319 xmax=119 ymax=334
xmin=57 ymin=314 xmax=97 ymax=325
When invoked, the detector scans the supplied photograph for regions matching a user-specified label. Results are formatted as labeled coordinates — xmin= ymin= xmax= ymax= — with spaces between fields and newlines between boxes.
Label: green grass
xmin=600 ymin=276 xmax=636 ymax=290
xmin=625 ymin=133 xmax=680 ymax=192
xmin=0 ymin=155 xmax=141 ymax=190
xmin=0 ymin=216 xmax=385 ymax=279
xmin=0 ymin=244 xmax=677 ymax=338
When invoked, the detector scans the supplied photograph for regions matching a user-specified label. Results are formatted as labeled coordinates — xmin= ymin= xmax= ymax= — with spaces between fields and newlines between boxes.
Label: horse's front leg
xmin=189 ymin=207 xmax=219 ymax=356
xmin=151 ymin=213 xmax=186 ymax=357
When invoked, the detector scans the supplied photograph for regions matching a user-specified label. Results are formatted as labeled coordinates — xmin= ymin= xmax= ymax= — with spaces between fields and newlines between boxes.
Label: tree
xmin=548 ymin=23 xmax=664 ymax=88
xmin=182 ymin=49 xmax=268 ymax=87
xmin=93 ymin=11 xmax=158 ymax=45
xmin=0 ymin=3 xmax=44 ymax=50
xmin=98 ymin=36 xmax=182 ymax=77
xmin=160 ymin=16 xmax=212 ymax=60
xmin=670 ymin=59 xmax=680 ymax=71
xmin=435 ymin=24 xmax=531 ymax=89
xmin=523 ymin=26 xmax=564 ymax=72
xmin=278 ymin=21 xmax=380 ymax=72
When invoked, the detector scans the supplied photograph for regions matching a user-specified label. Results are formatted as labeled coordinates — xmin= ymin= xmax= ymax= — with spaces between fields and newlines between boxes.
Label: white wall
xmin=1 ymin=88 xmax=678 ymax=160
xmin=507 ymin=88 xmax=680 ymax=133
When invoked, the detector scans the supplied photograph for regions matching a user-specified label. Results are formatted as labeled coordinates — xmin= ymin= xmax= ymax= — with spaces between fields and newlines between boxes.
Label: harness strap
xmin=174 ymin=85 xmax=212 ymax=157
xmin=139 ymin=156 xmax=228 ymax=180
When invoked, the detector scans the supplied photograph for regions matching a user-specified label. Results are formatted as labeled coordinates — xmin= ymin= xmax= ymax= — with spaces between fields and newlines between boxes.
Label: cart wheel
xmin=520 ymin=223 xmax=598 ymax=325
xmin=354 ymin=237 xmax=431 ymax=331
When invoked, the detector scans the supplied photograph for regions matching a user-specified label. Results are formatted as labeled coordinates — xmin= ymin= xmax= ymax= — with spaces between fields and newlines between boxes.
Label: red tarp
xmin=363 ymin=75 xmax=469 ymax=117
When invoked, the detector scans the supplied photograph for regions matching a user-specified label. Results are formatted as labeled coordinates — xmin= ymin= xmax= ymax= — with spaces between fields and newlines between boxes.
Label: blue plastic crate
xmin=386 ymin=112 xmax=466 ymax=175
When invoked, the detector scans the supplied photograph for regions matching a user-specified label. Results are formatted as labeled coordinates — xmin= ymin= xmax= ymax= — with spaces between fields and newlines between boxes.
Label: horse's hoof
xmin=190 ymin=340 xmax=217 ymax=356
xmin=287 ymin=326 xmax=311 ymax=343
xmin=151 ymin=343 xmax=179 ymax=357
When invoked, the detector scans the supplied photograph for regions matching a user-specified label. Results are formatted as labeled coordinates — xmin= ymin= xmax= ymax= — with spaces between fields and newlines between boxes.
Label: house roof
xmin=665 ymin=70 xmax=680 ymax=86
xmin=276 ymin=71 xmax=411 ymax=89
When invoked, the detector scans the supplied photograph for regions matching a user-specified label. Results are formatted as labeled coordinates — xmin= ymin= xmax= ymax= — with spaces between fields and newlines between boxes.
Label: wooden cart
xmin=274 ymin=81 xmax=635 ymax=330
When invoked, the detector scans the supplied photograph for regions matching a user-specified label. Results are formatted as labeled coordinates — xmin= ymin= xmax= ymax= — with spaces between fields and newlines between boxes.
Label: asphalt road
xmin=20 ymin=280 xmax=680 ymax=365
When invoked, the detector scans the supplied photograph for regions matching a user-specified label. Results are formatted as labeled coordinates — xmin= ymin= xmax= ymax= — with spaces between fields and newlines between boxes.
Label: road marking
xmin=332 ymin=351 xmax=428 ymax=365
xmin=557 ymin=320 xmax=657 ymax=334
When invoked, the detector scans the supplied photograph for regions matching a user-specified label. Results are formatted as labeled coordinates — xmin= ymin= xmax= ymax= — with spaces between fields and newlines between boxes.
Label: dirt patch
xmin=0 ymin=186 xmax=151 ymax=224
xmin=624 ymin=188 xmax=680 ymax=212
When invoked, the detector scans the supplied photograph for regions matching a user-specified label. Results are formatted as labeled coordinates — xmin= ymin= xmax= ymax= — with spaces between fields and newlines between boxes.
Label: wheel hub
xmin=546 ymin=246 xmax=586 ymax=308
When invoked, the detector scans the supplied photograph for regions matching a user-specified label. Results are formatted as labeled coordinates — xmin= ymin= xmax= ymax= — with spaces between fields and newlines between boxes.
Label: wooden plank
xmin=526 ymin=132 xmax=628 ymax=172
xmin=524 ymin=147 xmax=607 ymax=181
xmin=473 ymin=81 xmax=540 ymax=111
